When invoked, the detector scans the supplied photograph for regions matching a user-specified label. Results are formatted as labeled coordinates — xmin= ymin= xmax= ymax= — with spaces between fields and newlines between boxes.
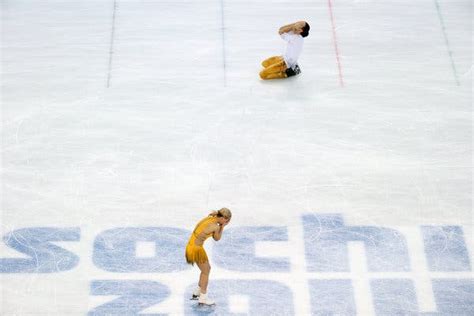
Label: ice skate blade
xmin=198 ymin=302 xmax=216 ymax=306
xmin=190 ymin=295 xmax=199 ymax=300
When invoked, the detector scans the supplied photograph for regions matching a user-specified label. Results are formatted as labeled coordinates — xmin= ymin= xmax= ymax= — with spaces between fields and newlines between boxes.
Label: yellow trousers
xmin=259 ymin=56 xmax=288 ymax=80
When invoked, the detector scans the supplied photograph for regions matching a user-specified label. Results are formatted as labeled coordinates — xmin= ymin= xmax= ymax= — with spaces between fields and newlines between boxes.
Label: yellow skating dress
xmin=185 ymin=216 xmax=217 ymax=265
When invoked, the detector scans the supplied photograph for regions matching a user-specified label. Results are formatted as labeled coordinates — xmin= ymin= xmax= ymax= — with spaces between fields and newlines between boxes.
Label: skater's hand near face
xmin=279 ymin=21 xmax=306 ymax=35
xmin=293 ymin=21 xmax=306 ymax=34
xmin=219 ymin=217 xmax=230 ymax=227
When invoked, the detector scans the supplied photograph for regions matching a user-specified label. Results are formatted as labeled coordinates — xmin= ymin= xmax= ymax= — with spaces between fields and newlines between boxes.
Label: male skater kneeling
xmin=259 ymin=21 xmax=310 ymax=80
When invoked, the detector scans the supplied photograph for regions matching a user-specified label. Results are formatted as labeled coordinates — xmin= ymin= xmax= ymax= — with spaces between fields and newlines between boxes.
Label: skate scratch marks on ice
xmin=219 ymin=0 xmax=227 ymax=86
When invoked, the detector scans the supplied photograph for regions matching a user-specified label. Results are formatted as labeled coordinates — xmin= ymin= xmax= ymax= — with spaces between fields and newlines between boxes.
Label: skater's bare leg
xmin=196 ymin=261 xmax=215 ymax=306
xmin=262 ymin=56 xmax=283 ymax=68
xmin=196 ymin=261 xmax=211 ymax=293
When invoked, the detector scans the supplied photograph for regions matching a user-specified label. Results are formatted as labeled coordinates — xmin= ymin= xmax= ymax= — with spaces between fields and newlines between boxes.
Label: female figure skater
xmin=259 ymin=21 xmax=310 ymax=80
xmin=185 ymin=208 xmax=232 ymax=306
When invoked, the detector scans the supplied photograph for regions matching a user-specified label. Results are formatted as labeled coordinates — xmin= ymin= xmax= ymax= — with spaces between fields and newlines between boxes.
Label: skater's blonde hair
xmin=209 ymin=208 xmax=232 ymax=220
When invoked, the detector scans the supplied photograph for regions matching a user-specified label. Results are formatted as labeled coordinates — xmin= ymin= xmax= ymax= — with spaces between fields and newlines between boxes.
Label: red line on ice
xmin=328 ymin=0 xmax=344 ymax=87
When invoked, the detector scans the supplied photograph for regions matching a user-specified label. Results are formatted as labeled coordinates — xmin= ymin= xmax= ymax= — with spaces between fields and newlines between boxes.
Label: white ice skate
xmin=191 ymin=286 xmax=200 ymax=300
xmin=198 ymin=293 xmax=215 ymax=306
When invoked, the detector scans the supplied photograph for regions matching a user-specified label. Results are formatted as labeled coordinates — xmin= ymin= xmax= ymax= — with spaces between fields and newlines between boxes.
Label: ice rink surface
xmin=1 ymin=0 xmax=472 ymax=315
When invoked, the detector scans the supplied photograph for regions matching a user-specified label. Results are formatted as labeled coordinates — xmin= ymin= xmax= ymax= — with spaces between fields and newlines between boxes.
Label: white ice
xmin=1 ymin=0 xmax=472 ymax=315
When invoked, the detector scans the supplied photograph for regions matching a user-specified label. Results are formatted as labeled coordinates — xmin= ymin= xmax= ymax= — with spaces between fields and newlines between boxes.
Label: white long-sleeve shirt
xmin=281 ymin=32 xmax=304 ymax=69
